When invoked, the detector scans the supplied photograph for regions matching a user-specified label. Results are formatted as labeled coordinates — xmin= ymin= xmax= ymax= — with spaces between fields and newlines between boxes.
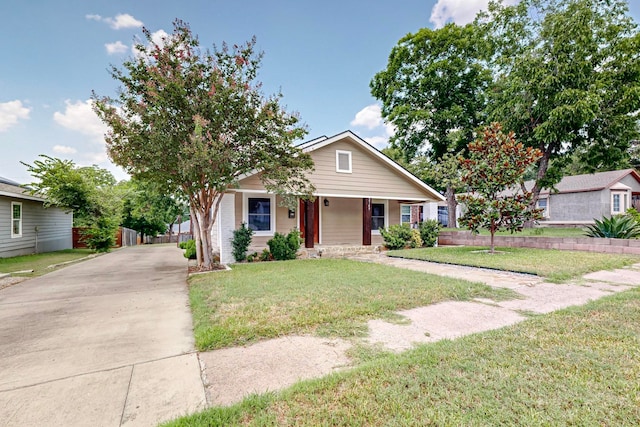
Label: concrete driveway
xmin=0 ymin=245 xmax=206 ymax=426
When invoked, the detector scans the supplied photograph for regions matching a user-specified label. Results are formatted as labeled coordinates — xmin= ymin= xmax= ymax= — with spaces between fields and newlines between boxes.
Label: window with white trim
xmin=11 ymin=202 xmax=22 ymax=238
xmin=536 ymin=197 xmax=549 ymax=218
xmin=336 ymin=150 xmax=352 ymax=173
xmin=400 ymin=204 xmax=411 ymax=225
xmin=611 ymin=191 xmax=628 ymax=214
xmin=245 ymin=195 xmax=275 ymax=235
xmin=371 ymin=202 xmax=386 ymax=234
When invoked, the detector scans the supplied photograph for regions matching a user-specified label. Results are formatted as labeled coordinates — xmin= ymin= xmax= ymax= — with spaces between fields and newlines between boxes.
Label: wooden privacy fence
xmin=72 ymin=227 xmax=138 ymax=249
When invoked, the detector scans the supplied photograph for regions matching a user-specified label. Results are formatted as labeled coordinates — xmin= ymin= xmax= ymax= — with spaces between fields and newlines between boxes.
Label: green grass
xmin=388 ymin=246 xmax=640 ymax=282
xmin=166 ymin=288 xmax=640 ymax=426
xmin=188 ymin=259 xmax=517 ymax=351
xmin=441 ymin=227 xmax=587 ymax=237
xmin=0 ymin=249 xmax=95 ymax=277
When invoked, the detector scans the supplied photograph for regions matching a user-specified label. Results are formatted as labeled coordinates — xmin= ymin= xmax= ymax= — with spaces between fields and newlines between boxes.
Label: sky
xmin=1 ymin=0 xmax=639 ymax=184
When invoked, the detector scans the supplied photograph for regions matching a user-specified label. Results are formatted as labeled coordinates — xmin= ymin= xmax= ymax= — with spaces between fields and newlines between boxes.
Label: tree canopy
xmin=93 ymin=20 xmax=314 ymax=268
xmin=482 ymin=0 xmax=640 ymax=200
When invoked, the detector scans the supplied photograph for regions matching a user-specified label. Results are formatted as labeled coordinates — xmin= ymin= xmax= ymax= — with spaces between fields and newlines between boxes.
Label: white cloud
xmin=0 ymin=100 xmax=31 ymax=132
xmin=429 ymin=0 xmax=518 ymax=28
xmin=53 ymin=99 xmax=107 ymax=142
xmin=86 ymin=13 xmax=143 ymax=30
xmin=350 ymin=104 xmax=383 ymax=129
xmin=105 ymin=41 xmax=128 ymax=55
xmin=53 ymin=145 xmax=77 ymax=154
xmin=132 ymin=29 xmax=170 ymax=58
xmin=350 ymin=104 xmax=396 ymax=149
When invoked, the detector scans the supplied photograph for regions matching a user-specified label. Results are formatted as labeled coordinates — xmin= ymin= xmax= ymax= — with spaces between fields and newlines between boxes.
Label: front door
xmin=299 ymin=199 xmax=320 ymax=244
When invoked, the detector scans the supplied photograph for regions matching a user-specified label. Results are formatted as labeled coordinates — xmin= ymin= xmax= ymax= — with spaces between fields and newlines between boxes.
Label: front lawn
xmin=388 ymin=246 xmax=640 ymax=282
xmin=0 ymin=249 xmax=95 ymax=277
xmin=188 ymin=259 xmax=516 ymax=351
xmin=167 ymin=288 xmax=640 ymax=426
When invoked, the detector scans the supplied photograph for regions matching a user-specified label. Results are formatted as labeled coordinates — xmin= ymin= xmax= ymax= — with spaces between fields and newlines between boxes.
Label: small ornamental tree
xmin=458 ymin=123 xmax=543 ymax=253
xmin=93 ymin=20 xmax=314 ymax=269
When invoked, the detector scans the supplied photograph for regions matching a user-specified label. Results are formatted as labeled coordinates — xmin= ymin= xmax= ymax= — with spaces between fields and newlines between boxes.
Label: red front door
xmin=299 ymin=199 xmax=319 ymax=244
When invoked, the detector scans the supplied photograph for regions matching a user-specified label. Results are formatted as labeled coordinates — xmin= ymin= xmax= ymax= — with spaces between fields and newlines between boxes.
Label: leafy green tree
xmin=93 ymin=20 xmax=314 ymax=269
xmin=458 ymin=123 xmax=543 ymax=253
xmin=481 ymin=0 xmax=640 ymax=205
xmin=118 ymin=178 xmax=187 ymax=243
xmin=22 ymin=155 xmax=122 ymax=251
xmin=371 ymin=22 xmax=491 ymax=225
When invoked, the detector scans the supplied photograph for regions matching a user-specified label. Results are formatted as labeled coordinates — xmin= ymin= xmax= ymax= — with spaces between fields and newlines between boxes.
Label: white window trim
xmin=11 ymin=201 xmax=22 ymax=238
xmin=611 ymin=190 xmax=628 ymax=215
xmin=336 ymin=150 xmax=352 ymax=173
xmin=371 ymin=199 xmax=388 ymax=235
xmin=536 ymin=197 xmax=550 ymax=218
xmin=400 ymin=204 xmax=412 ymax=225
xmin=243 ymin=193 xmax=276 ymax=237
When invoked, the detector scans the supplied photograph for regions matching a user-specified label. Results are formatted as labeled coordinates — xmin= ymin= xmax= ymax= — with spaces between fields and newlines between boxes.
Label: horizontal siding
xmin=307 ymin=140 xmax=433 ymax=200
xmin=322 ymin=198 xmax=361 ymax=245
xmin=0 ymin=197 xmax=72 ymax=257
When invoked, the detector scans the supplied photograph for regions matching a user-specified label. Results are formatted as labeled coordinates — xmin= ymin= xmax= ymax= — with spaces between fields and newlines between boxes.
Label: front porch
xmin=297 ymin=243 xmax=386 ymax=259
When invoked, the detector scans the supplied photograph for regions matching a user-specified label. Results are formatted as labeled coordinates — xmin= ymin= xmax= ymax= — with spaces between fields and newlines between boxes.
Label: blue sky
xmin=1 ymin=1 xmax=639 ymax=184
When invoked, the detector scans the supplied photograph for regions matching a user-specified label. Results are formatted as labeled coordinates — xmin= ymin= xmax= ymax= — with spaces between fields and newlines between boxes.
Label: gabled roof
xmin=300 ymin=130 xmax=444 ymax=201
xmin=0 ymin=177 xmax=45 ymax=202
xmin=535 ymin=169 xmax=640 ymax=195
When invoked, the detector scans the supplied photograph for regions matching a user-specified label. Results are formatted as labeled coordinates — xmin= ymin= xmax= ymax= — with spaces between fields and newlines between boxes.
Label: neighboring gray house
xmin=0 ymin=177 xmax=73 ymax=258
xmin=533 ymin=169 xmax=640 ymax=225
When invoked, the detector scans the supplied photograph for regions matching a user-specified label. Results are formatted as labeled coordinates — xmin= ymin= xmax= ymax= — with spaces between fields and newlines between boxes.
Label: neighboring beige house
xmin=212 ymin=130 xmax=445 ymax=263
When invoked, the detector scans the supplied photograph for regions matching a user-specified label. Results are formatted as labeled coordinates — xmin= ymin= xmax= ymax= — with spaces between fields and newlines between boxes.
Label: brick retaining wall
xmin=438 ymin=231 xmax=640 ymax=255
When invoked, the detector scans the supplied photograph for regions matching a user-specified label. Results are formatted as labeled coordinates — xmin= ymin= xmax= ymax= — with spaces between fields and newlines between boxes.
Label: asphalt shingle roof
xmin=532 ymin=169 xmax=639 ymax=194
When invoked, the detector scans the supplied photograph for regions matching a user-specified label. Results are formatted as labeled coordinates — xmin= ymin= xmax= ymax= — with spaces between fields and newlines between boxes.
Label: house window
xmin=611 ymin=191 xmax=627 ymax=214
xmin=246 ymin=196 xmax=274 ymax=235
xmin=336 ymin=150 xmax=352 ymax=173
xmin=11 ymin=202 xmax=22 ymax=238
xmin=400 ymin=205 xmax=411 ymax=225
xmin=536 ymin=198 xmax=549 ymax=218
xmin=372 ymin=202 xmax=386 ymax=233
xmin=437 ymin=206 xmax=448 ymax=227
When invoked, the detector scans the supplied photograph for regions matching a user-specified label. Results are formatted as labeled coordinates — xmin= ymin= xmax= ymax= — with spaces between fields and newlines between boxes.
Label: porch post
xmin=362 ymin=198 xmax=372 ymax=246
xmin=304 ymin=199 xmax=315 ymax=249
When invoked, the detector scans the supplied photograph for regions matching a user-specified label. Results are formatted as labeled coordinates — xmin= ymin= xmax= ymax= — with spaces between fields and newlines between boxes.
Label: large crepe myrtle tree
xmin=93 ymin=20 xmax=314 ymax=269
xmin=458 ymin=123 xmax=543 ymax=253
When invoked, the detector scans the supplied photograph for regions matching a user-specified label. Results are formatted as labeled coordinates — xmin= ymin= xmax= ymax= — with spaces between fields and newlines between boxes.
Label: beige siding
xmin=321 ymin=198 xmax=362 ymax=245
xmin=237 ymin=172 xmax=266 ymax=191
xmin=233 ymin=192 xmax=297 ymax=250
xmin=307 ymin=139 xmax=433 ymax=200
xmin=388 ymin=201 xmax=401 ymax=226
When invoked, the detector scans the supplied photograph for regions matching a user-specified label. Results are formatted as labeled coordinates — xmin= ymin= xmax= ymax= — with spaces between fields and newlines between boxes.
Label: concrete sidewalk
xmin=0 ymin=245 xmax=206 ymax=427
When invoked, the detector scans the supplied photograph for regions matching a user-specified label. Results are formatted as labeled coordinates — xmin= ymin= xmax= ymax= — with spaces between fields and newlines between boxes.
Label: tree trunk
xmin=190 ymin=190 xmax=224 ymax=269
xmin=524 ymin=148 xmax=552 ymax=228
xmin=445 ymin=184 xmax=458 ymax=228
xmin=490 ymin=219 xmax=496 ymax=254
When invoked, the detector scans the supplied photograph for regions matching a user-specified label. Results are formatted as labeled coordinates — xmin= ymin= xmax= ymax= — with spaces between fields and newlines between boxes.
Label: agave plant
xmin=584 ymin=215 xmax=640 ymax=239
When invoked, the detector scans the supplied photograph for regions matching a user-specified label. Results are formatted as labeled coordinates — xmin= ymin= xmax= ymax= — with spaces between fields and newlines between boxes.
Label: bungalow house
xmin=533 ymin=168 xmax=640 ymax=226
xmin=0 ymin=177 xmax=72 ymax=258
xmin=211 ymin=131 xmax=445 ymax=263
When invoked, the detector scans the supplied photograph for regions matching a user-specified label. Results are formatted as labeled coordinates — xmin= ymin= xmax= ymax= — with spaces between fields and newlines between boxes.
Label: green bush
xmin=584 ymin=215 xmax=640 ymax=239
xmin=81 ymin=218 xmax=118 ymax=252
xmin=267 ymin=229 xmax=301 ymax=260
xmin=380 ymin=224 xmax=414 ymax=250
xmin=419 ymin=219 xmax=440 ymax=247
xmin=260 ymin=248 xmax=272 ymax=261
xmin=231 ymin=223 xmax=254 ymax=262
xmin=182 ymin=239 xmax=197 ymax=259
xmin=178 ymin=241 xmax=188 ymax=249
